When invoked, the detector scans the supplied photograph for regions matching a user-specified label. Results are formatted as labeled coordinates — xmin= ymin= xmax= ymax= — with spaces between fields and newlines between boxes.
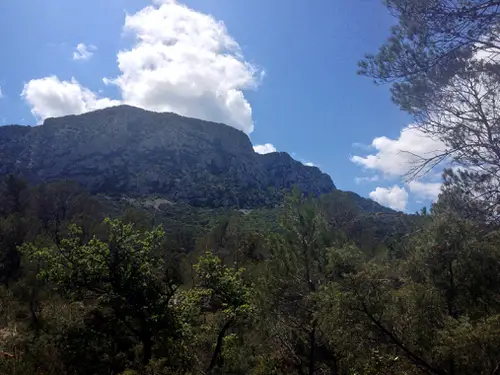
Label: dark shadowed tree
xmin=0 ymin=175 xmax=29 ymax=286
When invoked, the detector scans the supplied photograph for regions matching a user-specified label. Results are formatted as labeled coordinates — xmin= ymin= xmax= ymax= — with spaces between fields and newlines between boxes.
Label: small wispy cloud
xmin=73 ymin=43 xmax=97 ymax=61
xmin=253 ymin=143 xmax=277 ymax=154
xmin=355 ymin=175 xmax=379 ymax=184
xmin=352 ymin=142 xmax=373 ymax=151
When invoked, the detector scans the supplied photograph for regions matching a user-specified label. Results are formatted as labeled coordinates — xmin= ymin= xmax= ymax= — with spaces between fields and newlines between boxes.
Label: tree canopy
xmin=360 ymin=0 xmax=500 ymax=217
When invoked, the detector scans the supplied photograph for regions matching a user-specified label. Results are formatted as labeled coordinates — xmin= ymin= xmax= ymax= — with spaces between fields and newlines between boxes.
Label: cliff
xmin=0 ymin=106 xmax=335 ymax=208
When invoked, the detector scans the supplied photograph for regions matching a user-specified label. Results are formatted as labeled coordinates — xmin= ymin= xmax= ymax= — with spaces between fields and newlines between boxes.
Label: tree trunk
xmin=29 ymin=265 xmax=41 ymax=337
xmin=29 ymin=289 xmax=40 ymax=336
xmin=207 ymin=318 xmax=234 ymax=374
xmin=308 ymin=323 xmax=317 ymax=375
xmin=142 ymin=334 xmax=153 ymax=365
xmin=330 ymin=356 xmax=339 ymax=375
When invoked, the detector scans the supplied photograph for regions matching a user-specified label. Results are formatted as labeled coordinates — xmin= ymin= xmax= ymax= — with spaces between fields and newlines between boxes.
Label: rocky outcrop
xmin=0 ymin=106 xmax=335 ymax=208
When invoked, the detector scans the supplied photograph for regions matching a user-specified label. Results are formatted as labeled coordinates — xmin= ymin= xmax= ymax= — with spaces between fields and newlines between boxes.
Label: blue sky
xmin=0 ymin=0 xmax=444 ymax=212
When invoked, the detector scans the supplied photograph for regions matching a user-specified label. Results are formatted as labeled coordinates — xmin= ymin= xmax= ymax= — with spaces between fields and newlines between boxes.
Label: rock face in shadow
xmin=0 ymin=106 xmax=335 ymax=208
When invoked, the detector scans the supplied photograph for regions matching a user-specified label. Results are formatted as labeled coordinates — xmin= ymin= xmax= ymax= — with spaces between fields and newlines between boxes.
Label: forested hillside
xmin=0 ymin=174 xmax=498 ymax=375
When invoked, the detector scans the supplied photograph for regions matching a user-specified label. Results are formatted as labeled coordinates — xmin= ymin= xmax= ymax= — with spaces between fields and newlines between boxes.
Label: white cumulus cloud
xmin=407 ymin=180 xmax=442 ymax=202
xmin=352 ymin=126 xmax=448 ymax=207
xmin=73 ymin=43 xmax=97 ymax=61
xmin=104 ymin=0 xmax=260 ymax=133
xmin=253 ymin=143 xmax=276 ymax=154
xmin=0 ymin=85 xmax=3 ymax=99
xmin=351 ymin=125 xmax=446 ymax=178
xmin=21 ymin=76 xmax=120 ymax=122
xmin=369 ymin=185 xmax=409 ymax=211
xmin=22 ymin=1 xmax=261 ymax=133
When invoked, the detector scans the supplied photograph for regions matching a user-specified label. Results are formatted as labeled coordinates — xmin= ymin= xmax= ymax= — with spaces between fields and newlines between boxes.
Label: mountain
xmin=0 ymin=106 xmax=337 ymax=208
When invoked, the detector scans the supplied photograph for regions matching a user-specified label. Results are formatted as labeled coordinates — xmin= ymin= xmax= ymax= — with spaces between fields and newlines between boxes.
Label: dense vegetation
xmin=0 ymin=174 xmax=498 ymax=375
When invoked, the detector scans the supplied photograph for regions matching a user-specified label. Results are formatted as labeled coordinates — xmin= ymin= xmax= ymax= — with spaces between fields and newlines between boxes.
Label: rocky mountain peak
xmin=41 ymin=105 xmax=256 ymax=157
xmin=0 ymin=106 xmax=335 ymax=208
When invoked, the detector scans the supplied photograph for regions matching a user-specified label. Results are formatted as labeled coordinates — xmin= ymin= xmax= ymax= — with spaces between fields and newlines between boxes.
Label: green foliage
xmin=1 ymin=176 xmax=500 ymax=375
xmin=194 ymin=251 xmax=254 ymax=318
xmin=3 ymin=3 xmax=498 ymax=374
xmin=174 ymin=251 xmax=255 ymax=374
xmin=21 ymin=218 xmax=181 ymax=374
xmin=360 ymin=0 xmax=500 ymax=217
xmin=356 ymin=4 xmax=500 ymax=370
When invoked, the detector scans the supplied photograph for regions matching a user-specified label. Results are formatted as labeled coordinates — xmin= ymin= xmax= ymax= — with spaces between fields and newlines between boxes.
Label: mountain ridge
xmin=0 ymin=106 xmax=341 ymax=208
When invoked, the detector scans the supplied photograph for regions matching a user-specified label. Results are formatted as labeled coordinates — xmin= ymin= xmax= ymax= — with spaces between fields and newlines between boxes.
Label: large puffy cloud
xmin=22 ymin=1 xmax=261 ymax=133
xmin=21 ymin=76 xmax=120 ymax=122
xmin=253 ymin=143 xmax=277 ymax=154
xmin=369 ymin=185 xmax=409 ymax=211
xmin=73 ymin=43 xmax=97 ymax=61
xmin=351 ymin=126 xmax=446 ymax=177
xmin=104 ymin=0 xmax=260 ymax=133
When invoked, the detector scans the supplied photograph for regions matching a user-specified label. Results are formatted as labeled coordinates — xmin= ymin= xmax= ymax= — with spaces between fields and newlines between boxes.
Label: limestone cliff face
xmin=0 ymin=106 xmax=335 ymax=208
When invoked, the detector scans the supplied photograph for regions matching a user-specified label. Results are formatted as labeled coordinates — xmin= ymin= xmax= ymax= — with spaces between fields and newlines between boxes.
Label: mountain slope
xmin=0 ymin=106 xmax=335 ymax=208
